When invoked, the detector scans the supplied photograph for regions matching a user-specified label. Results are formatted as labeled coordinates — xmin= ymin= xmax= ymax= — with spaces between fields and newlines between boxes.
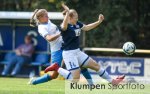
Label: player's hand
xmin=62 ymin=3 xmax=69 ymax=12
xmin=98 ymin=14 xmax=104 ymax=23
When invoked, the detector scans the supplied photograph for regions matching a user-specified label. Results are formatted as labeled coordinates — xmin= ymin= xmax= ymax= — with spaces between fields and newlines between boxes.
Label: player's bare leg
xmin=85 ymin=58 xmax=125 ymax=85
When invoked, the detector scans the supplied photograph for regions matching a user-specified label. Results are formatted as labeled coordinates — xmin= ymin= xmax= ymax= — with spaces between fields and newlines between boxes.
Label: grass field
xmin=0 ymin=77 xmax=65 ymax=94
xmin=0 ymin=77 xmax=150 ymax=94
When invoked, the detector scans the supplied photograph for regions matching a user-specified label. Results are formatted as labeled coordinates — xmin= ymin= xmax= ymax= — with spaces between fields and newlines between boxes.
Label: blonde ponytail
xmin=30 ymin=9 xmax=39 ymax=27
xmin=30 ymin=9 xmax=48 ymax=27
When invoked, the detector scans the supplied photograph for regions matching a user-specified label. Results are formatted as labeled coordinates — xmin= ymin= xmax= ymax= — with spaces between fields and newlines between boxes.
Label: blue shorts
xmin=51 ymin=50 xmax=63 ymax=67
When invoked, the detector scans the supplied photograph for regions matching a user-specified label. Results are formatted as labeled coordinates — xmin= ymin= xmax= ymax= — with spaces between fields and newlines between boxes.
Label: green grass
xmin=0 ymin=77 xmax=150 ymax=94
xmin=0 ymin=77 xmax=65 ymax=94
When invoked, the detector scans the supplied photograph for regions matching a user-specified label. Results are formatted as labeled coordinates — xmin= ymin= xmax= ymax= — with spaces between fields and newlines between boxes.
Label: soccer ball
xmin=123 ymin=42 xmax=136 ymax=55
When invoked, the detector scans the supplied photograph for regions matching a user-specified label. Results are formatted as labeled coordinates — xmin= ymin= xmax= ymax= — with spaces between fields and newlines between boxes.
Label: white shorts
xmin=62 ymin=48 xmax=90 ymax=71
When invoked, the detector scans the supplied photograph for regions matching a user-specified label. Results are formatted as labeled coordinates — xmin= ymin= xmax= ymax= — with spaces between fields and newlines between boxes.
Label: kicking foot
xmin=112 ymin=75 xmax=125 ymax=85
xmin=44 ymin=63 xmax=59 ymax=73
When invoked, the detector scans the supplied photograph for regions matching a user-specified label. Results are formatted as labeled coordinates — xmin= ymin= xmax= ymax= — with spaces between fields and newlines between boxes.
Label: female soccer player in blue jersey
xmin=45 ymin=4 xmax=125 ymax=85
xmin=28 ymin=6 xmax=93 ymax=85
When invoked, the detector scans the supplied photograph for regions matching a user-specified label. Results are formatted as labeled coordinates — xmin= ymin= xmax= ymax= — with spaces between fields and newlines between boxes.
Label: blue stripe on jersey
xmin=60 ymin=21 xmax=83 ymax=50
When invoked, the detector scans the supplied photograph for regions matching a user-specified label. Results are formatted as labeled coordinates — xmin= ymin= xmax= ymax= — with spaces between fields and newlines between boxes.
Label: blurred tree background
xmin=0 ymin=0 xmax=150 ymax=49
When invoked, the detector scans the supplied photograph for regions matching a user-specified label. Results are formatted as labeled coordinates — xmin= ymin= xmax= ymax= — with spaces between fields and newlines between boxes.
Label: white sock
xmin=58 ymin=68 xmax=73 ymax=79
xmin=97 ymin=68 xmax=113 ymax=83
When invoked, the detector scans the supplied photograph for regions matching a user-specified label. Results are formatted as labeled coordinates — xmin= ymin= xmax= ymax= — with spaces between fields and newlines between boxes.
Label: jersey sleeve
xmin=38 ymin=26 xmax=49 ymax=38
xmin=77 ymin=21 xmax=84 ymax=29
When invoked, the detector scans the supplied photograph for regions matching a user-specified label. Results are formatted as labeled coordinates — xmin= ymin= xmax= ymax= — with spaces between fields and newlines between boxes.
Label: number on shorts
xmin=69 ymin=62 xmax=76 ymax=69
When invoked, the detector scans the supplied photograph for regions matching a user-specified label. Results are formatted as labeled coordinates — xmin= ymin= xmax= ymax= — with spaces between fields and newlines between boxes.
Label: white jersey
xmin=38 ymin=20 xmax=63 ymax=52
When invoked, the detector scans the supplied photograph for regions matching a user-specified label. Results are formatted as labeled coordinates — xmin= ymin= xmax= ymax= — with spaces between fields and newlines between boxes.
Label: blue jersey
xmin=60 ymin=21 xmax=84 ymax=50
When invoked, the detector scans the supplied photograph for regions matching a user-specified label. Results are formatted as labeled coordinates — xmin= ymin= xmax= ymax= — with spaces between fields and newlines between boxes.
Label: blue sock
xmin=32 ymin=74 xmax=51 ymax=85
xmin=81 ymin=68 xmax=93 ymax=84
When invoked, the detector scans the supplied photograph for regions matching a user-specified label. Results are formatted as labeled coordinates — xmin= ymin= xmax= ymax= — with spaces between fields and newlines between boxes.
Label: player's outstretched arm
xmin=45 ymin=32 xmax=61 ymax=42
xmin=61 ymin=3 xmax=69 ymax=31
xmin=82 ymin=14 xmax=104 ymax=31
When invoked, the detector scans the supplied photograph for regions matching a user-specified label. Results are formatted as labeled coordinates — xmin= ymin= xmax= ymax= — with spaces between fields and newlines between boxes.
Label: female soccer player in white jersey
xmin=28 ymin=6 xmax=93 ymax=85
xmin=45 ymin=4 xmax=125 ymax=85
